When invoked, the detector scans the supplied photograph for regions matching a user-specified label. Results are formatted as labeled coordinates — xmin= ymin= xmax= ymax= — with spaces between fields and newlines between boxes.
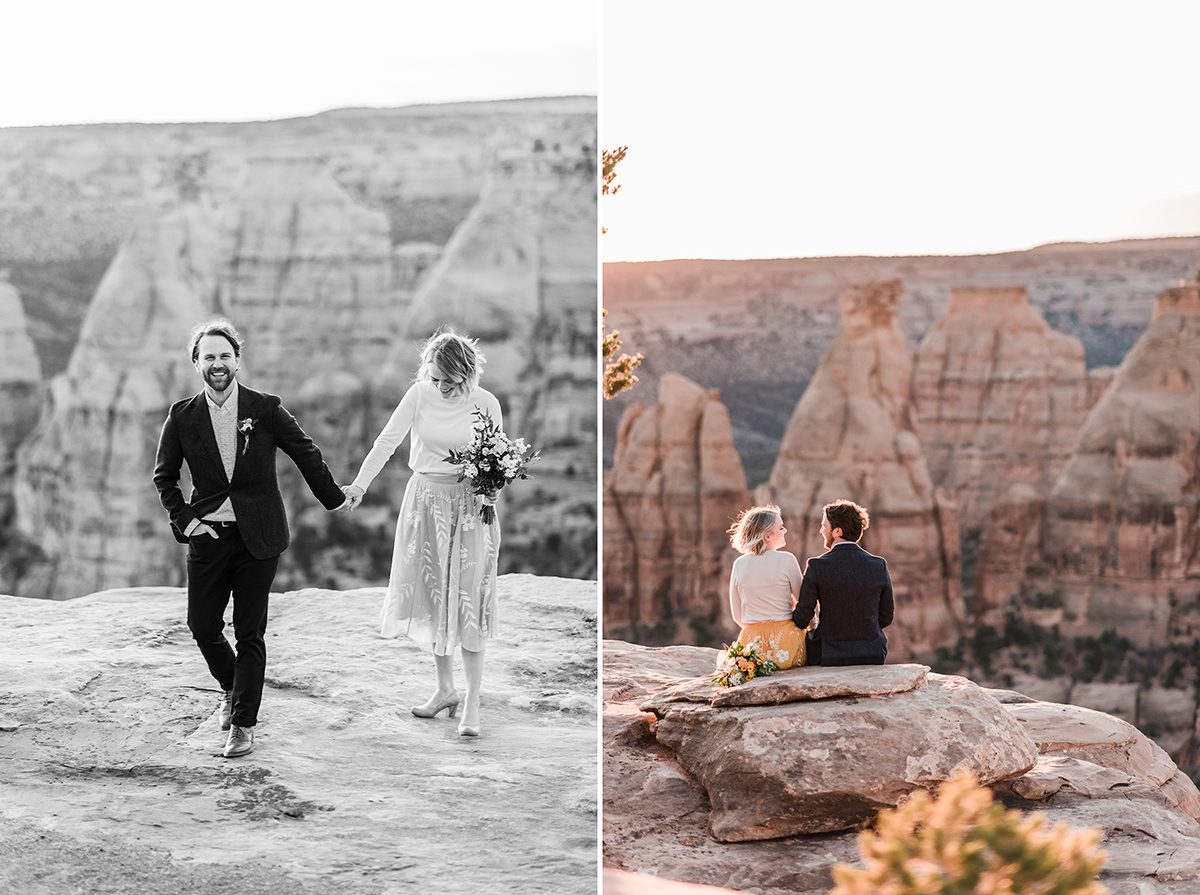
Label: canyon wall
xmin=13 ymin=193 xmax=220 ymax=597
xmin=911 ymin=287 xmax=1091 ymax=532
xmin=604 ymin=374 xmax=749 ymax=645
xmin=977 ymin=277 xmax=1200 ymax=647
xmin=0 ymin=274 xmax=42 ymax=524
xmin=755 ymin=281 xmax=963 ymax=660
xmin=0 ymin=102 xmax=598 ymax=595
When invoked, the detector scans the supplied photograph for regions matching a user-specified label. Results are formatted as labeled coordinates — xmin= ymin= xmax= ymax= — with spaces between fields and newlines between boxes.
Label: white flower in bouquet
xmin=712 ymin=639 xmax=779 ymax=688
xmin=444 ymin=408 xmax=541 ymax=524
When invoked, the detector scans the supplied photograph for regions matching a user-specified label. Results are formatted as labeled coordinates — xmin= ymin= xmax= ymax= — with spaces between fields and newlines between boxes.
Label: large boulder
xmin=603 ymin=642 xmax=861 ymax=894
xmin=1005 ymin=700 xmax=1200 ymax=821
xmin=998 ymin=755 xmax=1200 ymax=881
xmin=650 ymin=669 xmax=1038 ymax=841
xmin=606 ymin=640 xmax=1200 ymax=894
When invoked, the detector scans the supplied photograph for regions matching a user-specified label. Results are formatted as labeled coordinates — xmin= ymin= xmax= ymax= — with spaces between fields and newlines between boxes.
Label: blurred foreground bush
xmin=830 ymin=770 xmax=1106 ymax=895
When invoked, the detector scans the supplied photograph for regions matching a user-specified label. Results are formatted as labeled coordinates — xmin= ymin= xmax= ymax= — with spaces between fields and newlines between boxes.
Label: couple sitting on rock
xmin=727 ymin=498 xmax=893 ymax=668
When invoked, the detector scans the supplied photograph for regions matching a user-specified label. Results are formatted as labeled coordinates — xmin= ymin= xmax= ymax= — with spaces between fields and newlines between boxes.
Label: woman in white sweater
xmin=727 ymin=504 xmax=809 ymax=669
xmin=342 ymin=329 xmax=502 ymax=736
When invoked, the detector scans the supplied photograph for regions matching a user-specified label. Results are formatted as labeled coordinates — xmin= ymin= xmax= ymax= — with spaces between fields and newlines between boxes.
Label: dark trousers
xmin=186 ymin=523 xmax=279 ymax=728
xmin=811 ymin=631 xmax=888 ymax=667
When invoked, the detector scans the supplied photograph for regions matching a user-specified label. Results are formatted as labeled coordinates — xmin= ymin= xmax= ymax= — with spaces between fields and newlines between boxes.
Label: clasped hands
xmin=339 ymin=484 xmax=364 ymax=512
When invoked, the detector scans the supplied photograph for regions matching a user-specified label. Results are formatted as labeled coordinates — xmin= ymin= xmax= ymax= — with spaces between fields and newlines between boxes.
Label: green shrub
xmin=829 ymin=771 xmax=1106 ymax=895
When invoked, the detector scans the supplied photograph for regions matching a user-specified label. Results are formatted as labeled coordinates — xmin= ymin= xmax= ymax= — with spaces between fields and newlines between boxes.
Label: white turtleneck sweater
xmin=352 ymin=380 xmax=503 ymax=492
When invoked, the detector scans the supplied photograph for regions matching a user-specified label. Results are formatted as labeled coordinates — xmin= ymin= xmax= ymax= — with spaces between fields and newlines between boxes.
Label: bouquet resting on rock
xmin=445 ymin=408 xmax=540 ymax=524
xmin=712 ymin=639 xmax=779 ymax=688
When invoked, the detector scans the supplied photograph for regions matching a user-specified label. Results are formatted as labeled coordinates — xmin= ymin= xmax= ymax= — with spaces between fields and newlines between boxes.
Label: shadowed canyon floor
xmin=0 ymin=574 xmax=596 ymax=894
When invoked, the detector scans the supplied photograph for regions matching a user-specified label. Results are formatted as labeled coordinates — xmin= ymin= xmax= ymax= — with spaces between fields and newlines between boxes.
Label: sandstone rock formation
xmin=0 ymin=273 xmax=41 ymax=523
xmin=1 ymin=100 xmax=599 ymax=595
xmin=605 ymin=870 xmax=742 ymax=895
xmin=649 ymin=667 xmax=1037 ymax=841
xmin=605 ymin=639 xmax=1200 ymax=895
xmin=976 ymin=277 xmax=1200 ymax=645
xmin=216 ymin=156 xmax=398 ymax=390
xmin=13 ymin=195 xmax=221 ymax=598
xmin=757 ymin=281 xmax=963 ymax=660
xmin=0 ymin=575 xmax=596 ymax=893
xmin=401 ymin=138 xmax=598 ymax=577
xmin=602 ymin=240 xmax=1200 ymax=482
xmin=209 ymin=157 xmax=406 ymax=589
xmin=911 ymin=287 xmax=1090 ymax=532
xmin=604 ymin=374 xmax=750 ymax=645
xmin=1004 ymin=699 xmax=1200 ymax=820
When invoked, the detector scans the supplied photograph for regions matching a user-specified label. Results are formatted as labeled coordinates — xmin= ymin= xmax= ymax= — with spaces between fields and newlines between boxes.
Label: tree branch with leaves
xmin=601 ymin=145 xmax=643 ymax=399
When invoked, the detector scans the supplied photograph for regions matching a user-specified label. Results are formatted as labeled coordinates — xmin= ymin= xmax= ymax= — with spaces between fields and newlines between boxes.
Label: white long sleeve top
xmin=351 ymin=381 xmax=503 ymax=492
xmin=728 ymin=549 xmax=804 ymax=626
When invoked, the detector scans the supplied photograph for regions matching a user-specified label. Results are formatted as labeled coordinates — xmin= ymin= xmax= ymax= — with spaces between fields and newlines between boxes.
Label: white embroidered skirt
xmin=381 ymin=471 xmax=500 ymax=654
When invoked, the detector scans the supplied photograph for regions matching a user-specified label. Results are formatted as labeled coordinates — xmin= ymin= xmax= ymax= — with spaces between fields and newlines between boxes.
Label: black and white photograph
xmin=0 ymin=3 xmax=598 ymax=892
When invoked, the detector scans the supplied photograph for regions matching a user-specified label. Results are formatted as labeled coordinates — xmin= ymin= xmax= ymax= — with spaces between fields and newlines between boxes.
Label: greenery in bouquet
xmin=445 ymin=408 xmax=540 ymax=524
xmin=712 ymin=639 xmax=779 ymax=688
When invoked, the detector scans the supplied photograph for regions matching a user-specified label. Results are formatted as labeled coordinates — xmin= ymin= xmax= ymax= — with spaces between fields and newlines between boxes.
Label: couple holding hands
xmin=153 ymin=320 xmax=503 ymax=758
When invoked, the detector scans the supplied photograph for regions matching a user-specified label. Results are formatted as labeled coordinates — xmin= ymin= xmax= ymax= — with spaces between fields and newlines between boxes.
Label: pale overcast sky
xmin=602 ymin=0 xmax=1200 ymax=260
xmin=0 ymin=1 xmax=597 ymax=127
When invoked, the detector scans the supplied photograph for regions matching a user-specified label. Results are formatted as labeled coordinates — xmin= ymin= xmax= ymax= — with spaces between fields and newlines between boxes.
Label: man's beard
xmin=204 ymin=367 xmax=235 ymax=391
xmin=823 ymin=533 xmax=834 ymax=549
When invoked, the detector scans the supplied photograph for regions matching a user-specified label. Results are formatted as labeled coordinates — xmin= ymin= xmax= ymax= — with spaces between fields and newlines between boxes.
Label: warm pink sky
xmin=602 ymin=1 xmax=1200 ymax=260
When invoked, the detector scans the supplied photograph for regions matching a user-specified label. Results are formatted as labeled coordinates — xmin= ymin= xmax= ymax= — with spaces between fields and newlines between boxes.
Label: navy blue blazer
xmin=792 ymin=542 xmax=894 ymax=665
xmin=153 ymin=385 xmax=345 ymax=560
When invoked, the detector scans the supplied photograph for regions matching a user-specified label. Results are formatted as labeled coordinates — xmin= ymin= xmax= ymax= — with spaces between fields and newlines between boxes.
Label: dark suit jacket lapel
xmin=189 ymin=393 xmax=228 ymax=485
xmin=230 ymin=386 xmax=257 ymax=485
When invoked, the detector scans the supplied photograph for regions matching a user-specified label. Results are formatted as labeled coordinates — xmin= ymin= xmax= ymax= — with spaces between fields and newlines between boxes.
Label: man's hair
xmin=824 ymin=499 xmax=870 ymax=543
xmin=189 ymin=319 xmax=244 ymax=363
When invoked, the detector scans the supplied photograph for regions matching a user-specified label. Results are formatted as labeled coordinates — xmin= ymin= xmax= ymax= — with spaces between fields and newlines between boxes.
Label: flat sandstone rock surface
xmin=0 ymin=574 xmax=597 ymax=894
xmin=643 ymin=663 xmax=930 ymax=710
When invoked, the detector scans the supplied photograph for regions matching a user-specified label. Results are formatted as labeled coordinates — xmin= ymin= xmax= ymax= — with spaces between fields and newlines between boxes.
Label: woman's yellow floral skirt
xmin=737 ymin=619 xmax=806 ymax=670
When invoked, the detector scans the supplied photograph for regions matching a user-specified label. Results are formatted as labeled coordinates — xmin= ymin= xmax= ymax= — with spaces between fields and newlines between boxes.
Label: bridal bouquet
xmin=445 ymin=408 xmax=540 ymax=524
xmin=712 ymin=639 xmax=779 ymax=688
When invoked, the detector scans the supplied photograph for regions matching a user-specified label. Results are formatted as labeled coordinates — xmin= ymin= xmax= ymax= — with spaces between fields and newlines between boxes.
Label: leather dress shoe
xmin=223 ymin=724 xmax=254 ymax=758
xmin=218 ymin=690 xmax=233 ymax=731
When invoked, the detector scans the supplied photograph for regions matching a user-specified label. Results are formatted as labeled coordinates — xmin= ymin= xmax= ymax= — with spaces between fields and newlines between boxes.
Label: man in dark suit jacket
xmin=792 ymin=499 xmax=894 ymax=666
xmin=154 ymin=319 xmax=348 ymax=757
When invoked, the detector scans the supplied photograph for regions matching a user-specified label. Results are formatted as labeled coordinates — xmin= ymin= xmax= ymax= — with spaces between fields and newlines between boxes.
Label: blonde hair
xmin=416 ymin=326 xmax=485 ymax=395
xmin=728 ymin=504 xmax=782 ymax=556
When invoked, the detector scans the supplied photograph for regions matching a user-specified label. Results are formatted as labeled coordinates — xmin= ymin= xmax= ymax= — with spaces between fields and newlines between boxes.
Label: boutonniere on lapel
xmin=238 ymin=418 xmax=256 ymax=456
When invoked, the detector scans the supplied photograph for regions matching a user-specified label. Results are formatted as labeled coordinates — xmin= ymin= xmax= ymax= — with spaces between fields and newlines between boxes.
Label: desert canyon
xmin=0 ymin=97 xmax=597 ymax=599
xmin=604 ymin=245 xmax=1200 ymax=786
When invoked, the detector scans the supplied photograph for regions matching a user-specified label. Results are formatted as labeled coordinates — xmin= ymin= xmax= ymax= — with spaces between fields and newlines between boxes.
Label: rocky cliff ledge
xmin=0 ymin=575 xmax=596 ymax=894
xmin=604 ymin=640 xmax=1200 ymax=895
